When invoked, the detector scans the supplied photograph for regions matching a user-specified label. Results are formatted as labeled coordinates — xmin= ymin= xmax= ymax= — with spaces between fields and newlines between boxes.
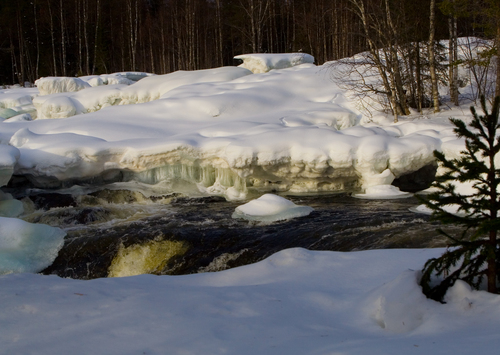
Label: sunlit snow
xmin=232 ymin=193 xmax=314 ymax=222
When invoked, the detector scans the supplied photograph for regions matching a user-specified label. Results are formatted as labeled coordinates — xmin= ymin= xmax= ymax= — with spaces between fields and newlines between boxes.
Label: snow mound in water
xmin=232 ymin=194 xmax=313 ymax=222
xmin=0 ymin=217 xmax=65 ymax=275
xmin=353 ymin=185 xmax=412 ymax=199
xmin=35 ymin=77 xmax=91 ymax=95
xmin=235 ymin=53 xmax=315 ymax=73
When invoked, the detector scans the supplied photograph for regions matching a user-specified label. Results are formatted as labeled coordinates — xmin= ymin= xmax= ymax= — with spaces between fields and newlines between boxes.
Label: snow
xmin=0 ymin=217 xmax=65 ymax=275
xmin=353 ymin=184 xmax=412 ymax=199
xmin=232 ymin=193 xmax=314 ymax=222
xmin=235 ymin=53 xmax=315 ymax=73
xmin=0 ymin=48 xmax=499 ymax=354
xmin=35 ymin=77 xmax=91 ymax=95
xmin=1 ymin=248 xmax=499 ymax=354
xmin=0 ymin=61 xmax=460 ymax=198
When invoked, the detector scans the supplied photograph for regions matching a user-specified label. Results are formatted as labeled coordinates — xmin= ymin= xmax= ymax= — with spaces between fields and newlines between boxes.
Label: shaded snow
xmin=1 ymin=248 xmax=499 ymax=354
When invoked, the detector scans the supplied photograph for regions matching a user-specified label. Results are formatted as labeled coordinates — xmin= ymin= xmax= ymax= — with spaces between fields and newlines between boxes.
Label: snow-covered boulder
xmin=232 ymin=194 xmax=313 ymax=222
xmin=35 ymin=77 xmax=91 ymax=96
xmin=234 ymin=53 xmax=315 ymax=74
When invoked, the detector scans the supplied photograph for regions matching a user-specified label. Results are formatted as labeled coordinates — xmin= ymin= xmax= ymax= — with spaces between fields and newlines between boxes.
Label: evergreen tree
xmin=420 ymin=96 xmax=500 ymax=302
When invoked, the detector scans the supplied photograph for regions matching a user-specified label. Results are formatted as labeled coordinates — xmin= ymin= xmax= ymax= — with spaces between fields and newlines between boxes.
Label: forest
xmin=0 ymin=0 xmax=498 ymax=89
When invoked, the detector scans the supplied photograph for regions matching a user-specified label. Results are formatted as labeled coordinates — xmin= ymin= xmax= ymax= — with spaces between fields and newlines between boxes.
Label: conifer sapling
xmin=420 ymin=96 xmax=500 ymax=302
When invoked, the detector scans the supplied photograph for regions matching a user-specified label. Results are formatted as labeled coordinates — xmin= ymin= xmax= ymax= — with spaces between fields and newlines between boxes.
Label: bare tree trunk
xmin=215 ymin=0 xmax=223 ymax=66
xmin=496 ymin=24 xmax=500 ymax=98
xmin=429 ymin=0 xmax=440 ymax=112
xmin=448 ymin=5 xmax=459 ymax=106
xmin=33 ymin=0 xmax=40 ymax=80
xmin=60 ymin=0 xmax=66 ymax=76
xmin=92 ymin=0 xmax=101 ymax=74
xmin=83 ymin=0 xmax=90 ymax=74
xmin=416 ymin=42 xmax=423 ymax=113
xmin=47 ymin=0 xmax=58 ymax=76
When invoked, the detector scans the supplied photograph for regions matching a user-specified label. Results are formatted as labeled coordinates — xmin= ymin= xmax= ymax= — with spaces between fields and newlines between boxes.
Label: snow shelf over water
xmin=0 ymin=55 xmax=469 ymax=198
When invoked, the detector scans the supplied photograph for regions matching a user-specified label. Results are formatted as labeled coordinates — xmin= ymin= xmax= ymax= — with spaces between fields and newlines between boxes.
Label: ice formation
xmin=235 ymin=53 xmax=315 ymax=73
xmin=0 ymin=144 xmax=20 ymax=186
xmin=0 ymin=191 xmax=24 ymax=217
xmin=232 ymin=194 xmax=313 ymax=222
xmin=0 ymin=217 xmax=65 ymax=275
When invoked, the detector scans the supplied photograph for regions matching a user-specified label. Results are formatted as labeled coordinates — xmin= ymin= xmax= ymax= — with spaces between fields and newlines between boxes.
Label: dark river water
xmin=4 ymin=186 xmax=454 ymax=280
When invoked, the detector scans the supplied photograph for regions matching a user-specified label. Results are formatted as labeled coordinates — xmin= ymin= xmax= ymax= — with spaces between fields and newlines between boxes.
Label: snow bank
xmin=232 ymin=194 xmax=313 ymax=222
xmin=35 ymin=77 xmax=91 ymax=96
xmin=79 ymin=73 xmax=137 ymax=87
xmin=0 ymin=217 xmax=65 ymax=275
xmin=33 ymin=84 xmax=127 ymax=119
xmin=119 ymin=66 xmax=253 ymax=104
xmin=1 ymin=248 xmax=499 ymax=354
xmin=235 ymin=53 xmax=315 ymax=73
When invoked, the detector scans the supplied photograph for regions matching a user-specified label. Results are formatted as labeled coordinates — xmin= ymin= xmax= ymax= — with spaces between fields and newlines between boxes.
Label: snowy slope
xmin=1 ymin=248 xmax=499 ymax=355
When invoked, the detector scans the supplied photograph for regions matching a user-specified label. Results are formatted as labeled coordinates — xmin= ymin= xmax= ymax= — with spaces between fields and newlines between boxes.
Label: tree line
xmin=0 ymin=0 xmax=497 ymax=95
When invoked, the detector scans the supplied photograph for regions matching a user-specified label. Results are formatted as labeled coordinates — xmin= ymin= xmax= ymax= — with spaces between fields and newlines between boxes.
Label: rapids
xmin=4 ymin=184 xmax=451 ymax=279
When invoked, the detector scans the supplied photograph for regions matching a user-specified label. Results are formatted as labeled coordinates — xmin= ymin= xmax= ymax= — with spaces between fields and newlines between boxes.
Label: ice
xmin=235 ymin=53 xmax=315 ymax=73
xmin=35 ymin=77 xmax=91 ymax=96
xmin=0 ymin=191 xmax=24 ymax=217
xmin=0 ymin=144 xmax=20 ymax=186
xmin=232 ymin=194 xmax=313 ymax=222
xmin=0 ymin=217 xmax=65 ymax=275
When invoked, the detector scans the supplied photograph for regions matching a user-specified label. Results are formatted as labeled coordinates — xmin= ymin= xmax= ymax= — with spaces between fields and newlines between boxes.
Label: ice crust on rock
xmin=235 ymin=53 xmax=315 ymax=73
xmin=232 ymin=194 xmax=313 ymax=222
xmin=35 ymin=77 xmax=91 ymax=96
xmin=0 ymin=217 xmax=65 ymax=275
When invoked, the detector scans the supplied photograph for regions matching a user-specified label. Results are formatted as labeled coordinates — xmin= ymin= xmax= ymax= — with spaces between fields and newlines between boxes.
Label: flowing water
xmin=6 ymin=184 xmax=453 ymax=279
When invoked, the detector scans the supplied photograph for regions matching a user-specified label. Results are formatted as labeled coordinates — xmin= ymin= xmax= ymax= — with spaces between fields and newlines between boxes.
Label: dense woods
xmin=0 ymin=0 xmax=497 ymax=92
